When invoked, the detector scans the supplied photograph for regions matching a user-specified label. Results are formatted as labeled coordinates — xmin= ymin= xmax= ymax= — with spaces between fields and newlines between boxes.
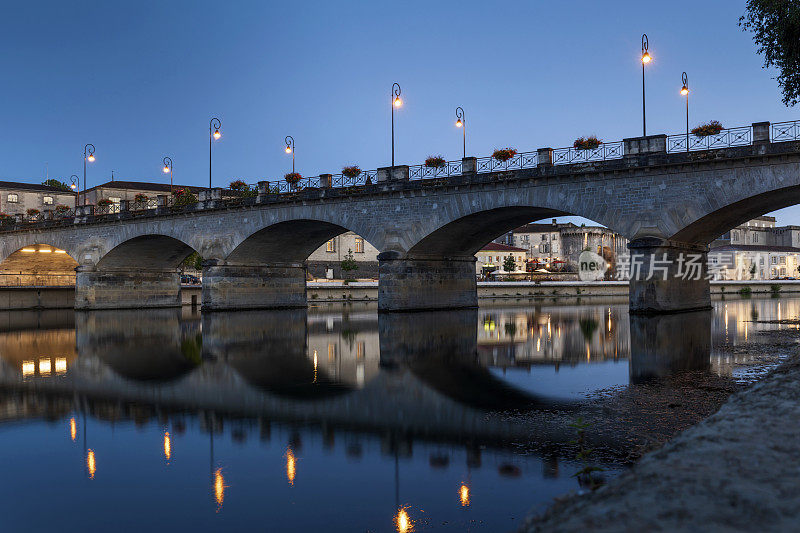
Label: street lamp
xmin=284 ymin=136 xmax=295 ymax=173
xmin=391 ymin=83 xmax=402 ymax=167
xmin=162 ymin=156 xmax=174 ymax=194
xmin=455 ymin=106 xmax=465 ymax=159
xmin=681 ymin=72 xmax=689 ymax=152
xmin=641 ymin=34 xmax=651 ymax=137
xmin=209 ymin=117 xmax=221 ymax=190
xmin=70 ymin=175 xmax=79 ymax=207
xmin=83 ymin=144 xmax=95 ymax=206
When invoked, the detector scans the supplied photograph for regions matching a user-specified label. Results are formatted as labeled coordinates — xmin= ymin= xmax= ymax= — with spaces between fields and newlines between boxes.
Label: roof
xmin=0 ymin=180 xmax=76 ymax=193
xmin=512 ymin=223 xmax=562 ymax=233
xmin=82 ymin=181 xmax=206 ymax=193
xmin=711 ymin=245 xmax=800 ymax=253
xmin=480 ymin=242 xmax=527 ymax=252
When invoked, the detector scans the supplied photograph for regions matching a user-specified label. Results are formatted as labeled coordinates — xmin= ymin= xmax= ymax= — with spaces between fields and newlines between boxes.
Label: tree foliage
xmin=503 ymin=255 xmax=517 ymax=272
xmin=42 ymin=178 xmax=71 ymax=191
xmin=341 ymin=248 xmax=359 ymax=273
xmin=740 ymin=1 xmax=800 ymax=106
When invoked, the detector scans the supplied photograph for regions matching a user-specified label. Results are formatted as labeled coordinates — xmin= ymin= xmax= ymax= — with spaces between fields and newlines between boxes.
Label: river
xmin=0 ymin=295 xmax=795 ymax=532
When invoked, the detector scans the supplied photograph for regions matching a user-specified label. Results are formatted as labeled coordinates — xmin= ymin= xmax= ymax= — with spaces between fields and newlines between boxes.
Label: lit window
xmin=43 ymin=196 xmax=53 ymax=205
xmin=326 ymin=239 xmax=336 ymax=253
xmin=354 ymin=237 xmax=364 ymax=253
xmin=7 ymin=194 xmax=18 ymax=203
xmin=356 ymin=341 xmax=365 ymax=359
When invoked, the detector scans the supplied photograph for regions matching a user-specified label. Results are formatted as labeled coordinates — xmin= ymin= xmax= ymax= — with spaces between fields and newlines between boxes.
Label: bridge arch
xmin=0 ymin=244 xmax=78 ymax=286
xmin=96 ymin=234 xmax=196 ymax=270
xmin=670 ymin=185 xmax=800 ymax=245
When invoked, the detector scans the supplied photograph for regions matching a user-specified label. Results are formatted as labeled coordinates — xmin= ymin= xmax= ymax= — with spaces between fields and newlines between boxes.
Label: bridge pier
xmin=201 ymin=260 xmax=307 ymax=310
xmin=628 ymin=238 xmax=711 ymax=314
xmin=378 ymin=254 xmax=477 ymax=311
xmin=75 ymin=266 xmax=181 ymax=310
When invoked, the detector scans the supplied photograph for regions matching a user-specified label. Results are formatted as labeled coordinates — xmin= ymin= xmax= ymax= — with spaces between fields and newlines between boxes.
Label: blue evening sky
xmin=1 ymin=0 xmax=797 ymax=225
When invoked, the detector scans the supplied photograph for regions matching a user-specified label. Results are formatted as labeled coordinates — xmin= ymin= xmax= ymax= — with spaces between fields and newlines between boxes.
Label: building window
xmin=753 ymin=233 xmax=758 ymax=243
xmin=354 ymin=237 xmax=364 ymax=253
xmin=326 ymin=239 xmax=336 ymax=253
xmin=552 ymin=234 xmax=558 ymax=241
xmin=7 ymin=194 xmax=18 ymax=203
xmin=772 ymin=256 xmax=777 ymax=264
xmin=43 ymin=196 xmax=53 ymax=205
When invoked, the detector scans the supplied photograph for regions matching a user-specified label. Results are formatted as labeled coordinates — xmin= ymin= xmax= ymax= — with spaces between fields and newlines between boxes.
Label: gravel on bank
xmin=523 ymin=331 xmax=800 ymax=532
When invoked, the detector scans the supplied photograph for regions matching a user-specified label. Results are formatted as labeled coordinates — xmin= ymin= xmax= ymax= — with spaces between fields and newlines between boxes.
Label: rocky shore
xmin=522 ymin=328 xmax=800 ymax=532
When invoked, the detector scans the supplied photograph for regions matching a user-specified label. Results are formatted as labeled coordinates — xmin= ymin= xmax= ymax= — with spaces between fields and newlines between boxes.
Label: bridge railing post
xmin=376 ymin=165 xmax=409 ymax=183
xmin=461 ymin=157 xmax=477 ymax=174
xmin=319 ymin=174 xmax=333 ymax=188
xmin=753 ymin=121 xmax=770 ymax=144
xmin=624 ymin=134 xmax=667 ymax=156
xmin=537 ymin=148 xmax=553 ymax=167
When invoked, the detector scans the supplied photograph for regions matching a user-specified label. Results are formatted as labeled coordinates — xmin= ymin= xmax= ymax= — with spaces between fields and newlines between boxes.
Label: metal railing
xmin=3 ymin=119 xmax=800 ymax=233
xmin=552 ymin=141 xmax=624 ymax=165
xmin=476 ymin=150 xmax=538 ymax=173
xmin=667 ymin=126 xmax=752 ymax=153
xmin=409 ymin=160 xmax=463 ymax=180
xmin=771 ymin=120 xmax=800 ymax=142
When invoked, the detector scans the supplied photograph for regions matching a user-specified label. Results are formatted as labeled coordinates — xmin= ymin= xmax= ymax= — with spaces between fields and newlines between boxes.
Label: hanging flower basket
xmin=134 ymin=193 xmax=149 ymax=203
xmin=54 ymin=204 xmax=71 ymax=214
xmin=97 ymin=199 xmax=113 ymax=207
xmin=285 ymin=172 xmax=302 ymax=185
xmin=342 ymin=166 xmax=361 ymax=178
xmin=172 ymin=188 xmax=198 ymax=206
xmin=229 ymin=179 xmax=248 ymax=191
xmin=492 ymin=148 xmax=517 ymax=162
xmin=26 ymin=208 xmax=41 ymax=218
xmin=573 ymin=136 xmax=602 ymax=150
xmin=691 ymin=121 xmax=724 ymax=137
xmin=424 ymin=155 xmax=447 ymax=168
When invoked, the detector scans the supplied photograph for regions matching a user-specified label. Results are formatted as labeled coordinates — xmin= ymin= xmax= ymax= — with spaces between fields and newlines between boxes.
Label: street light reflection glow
xmin=395 ymin=507 xmax=413 ymax=532
xmin=86 ymin=449 xmax=96 ymax=479
xmin=286 ymin=447 xmax=296 ymax=486
xmin=641 ymin=52 xmax=651 ymax=64
xmin=214 ymin=468 xmax=225 ymax=509
xmin=460 ymin=483 xmax=470 ymax=507
xmin=69 ymin=417 xmax=77 ymax=441
xmin=163 ymin=431 xmax=171 ymax=461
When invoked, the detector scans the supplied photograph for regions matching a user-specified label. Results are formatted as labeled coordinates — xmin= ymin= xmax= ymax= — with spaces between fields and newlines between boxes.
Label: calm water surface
xmin=0 ymin=296 xmax=795 ymax=532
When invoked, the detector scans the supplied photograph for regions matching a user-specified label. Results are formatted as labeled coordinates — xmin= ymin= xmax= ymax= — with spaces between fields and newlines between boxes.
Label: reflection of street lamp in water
xmin=86 ymin=449 xmax=96 ymax=479
xmin=285 ymin=447 xmax=296 ymax=486
xmin=214 ymin=468 xmax=225 ymax=510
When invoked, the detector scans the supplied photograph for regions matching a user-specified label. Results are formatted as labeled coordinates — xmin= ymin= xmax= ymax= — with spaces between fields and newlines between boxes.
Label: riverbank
xmin=522 ymin=327 xmax=800 ymax=532
xmin=308 ymin=279 xmax=800 ymax=302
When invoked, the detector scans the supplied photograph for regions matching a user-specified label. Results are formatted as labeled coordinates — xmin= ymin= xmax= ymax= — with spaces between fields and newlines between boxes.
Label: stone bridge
xmin=2 ymin=121 xmax=800 ymax=312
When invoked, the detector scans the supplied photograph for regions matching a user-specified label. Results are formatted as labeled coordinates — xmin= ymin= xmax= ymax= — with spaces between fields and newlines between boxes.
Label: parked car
xmin=181 ymin=274 xmax=200 ymax=285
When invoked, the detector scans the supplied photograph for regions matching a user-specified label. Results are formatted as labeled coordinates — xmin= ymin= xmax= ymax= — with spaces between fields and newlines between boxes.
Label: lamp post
xmin=83 ymin=144 xmax=95 ymax=206
xmin=284 ymin=136 xmax=295 ymax=173
xmin=391 ymin=83 xmax=402 ymax=167
xmin=455 ymin=107 xmax=465 ymax=159
xmin=680 ymin=72 xmax=689 ymax=152
xmin=641 ymin=34 xmax=651 ymax=137
xmin=209 ymin=118 xmax=221 ymax=190
xmin=162 ymin=156 xmax=174 ymax=194
xmin=69 ymin=175 xmax=79 ymax=208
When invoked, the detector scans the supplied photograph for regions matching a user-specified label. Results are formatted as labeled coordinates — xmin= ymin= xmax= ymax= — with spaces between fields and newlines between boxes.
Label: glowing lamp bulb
xmin=87 ymin=154 xmax=95 ymax=162
xmin=393 ymin=97 xmax=402 ymax=107
xmin=285 ymin=146 xmax=292 ymax=154
xmin=213 ymin=129 xmax=221 ymax=139
xmin=641 ymin=52 xmax=651 ymax=64
xmin=681 ymin=86 xmax=689 ymax=96
xmin=456 ymin=119 xmax=463 ymax=128
xmin=70 ymin=184 xmax=76 ymax=190
xmin=163 ymin=165 xmax=170 ymax=173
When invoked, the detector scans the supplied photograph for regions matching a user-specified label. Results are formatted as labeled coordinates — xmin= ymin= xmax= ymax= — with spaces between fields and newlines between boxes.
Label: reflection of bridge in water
xmin=0 ymin=305 xmax=724 ymax=455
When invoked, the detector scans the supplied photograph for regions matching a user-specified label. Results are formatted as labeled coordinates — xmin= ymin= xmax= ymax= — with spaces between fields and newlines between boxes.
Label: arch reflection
xmin=76 ymin=309 xmax=201 ymax=382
